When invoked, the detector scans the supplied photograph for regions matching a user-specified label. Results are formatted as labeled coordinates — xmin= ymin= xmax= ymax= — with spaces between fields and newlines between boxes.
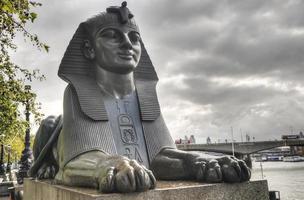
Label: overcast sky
xmin=12 ymin=0 xmax=304 ymax=143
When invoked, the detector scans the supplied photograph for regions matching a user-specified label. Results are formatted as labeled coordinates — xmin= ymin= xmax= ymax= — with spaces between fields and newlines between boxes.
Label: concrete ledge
xmin=0 ymin=181 xmax=14 ymax=197
xmin=24 ymin=179 xmax=269 ymax=200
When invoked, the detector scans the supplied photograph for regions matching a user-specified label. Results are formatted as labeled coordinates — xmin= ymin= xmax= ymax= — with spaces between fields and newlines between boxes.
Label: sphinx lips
xmin=118 ymin=52 xmax=133 ymax=60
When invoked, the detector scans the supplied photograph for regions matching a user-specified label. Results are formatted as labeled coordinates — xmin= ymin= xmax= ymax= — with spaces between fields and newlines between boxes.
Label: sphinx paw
xmin=195 ymin=159 xmax=222 ymax=183
xmin=98 ymin=159 xmax=156 ymax=193
xmin=217 ymin=156 xmax=251 ymax=183
xmin=37 ymin=163 xmax=57 ymax=179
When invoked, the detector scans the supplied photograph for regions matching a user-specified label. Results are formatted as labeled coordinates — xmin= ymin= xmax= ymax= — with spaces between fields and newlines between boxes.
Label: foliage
xmin=0 ymin=0 xmax=48 ymax=154
xmin=0 ymin=135 xmax=34 ymax=162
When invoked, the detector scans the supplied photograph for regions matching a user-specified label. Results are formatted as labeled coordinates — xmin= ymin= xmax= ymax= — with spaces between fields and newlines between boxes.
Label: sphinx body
xmin=30 ymin=2 xmax=251 ymax=193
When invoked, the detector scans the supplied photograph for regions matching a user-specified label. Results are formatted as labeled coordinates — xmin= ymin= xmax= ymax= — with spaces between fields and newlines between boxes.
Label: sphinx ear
xmin=83 ymin=39 xmax=95 ymax=60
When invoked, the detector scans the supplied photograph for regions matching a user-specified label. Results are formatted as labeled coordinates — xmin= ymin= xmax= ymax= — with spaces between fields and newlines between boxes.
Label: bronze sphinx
xmin=29 ymin=2 xmax=251 ymax=193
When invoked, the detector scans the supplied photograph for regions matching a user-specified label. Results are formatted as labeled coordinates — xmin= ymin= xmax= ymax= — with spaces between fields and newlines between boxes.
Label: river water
xmin=251 ymin=161 xmax=304 ymax=200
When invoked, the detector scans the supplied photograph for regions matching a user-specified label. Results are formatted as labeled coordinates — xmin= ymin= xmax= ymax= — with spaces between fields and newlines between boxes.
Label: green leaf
xmin=44 ymin=44 xmax=50 ymax=52
xmin=1 ymin=0 xmax=13 ymax=13
xmin=2 ymin=5 xmax=12 ymax=13
xmin=30 ymin=12 xmax=37 ymax=22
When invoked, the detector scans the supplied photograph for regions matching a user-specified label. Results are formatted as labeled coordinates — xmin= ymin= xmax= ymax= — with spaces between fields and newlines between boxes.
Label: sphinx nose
xmin=120 ymin=33 xmax=132 ymax=50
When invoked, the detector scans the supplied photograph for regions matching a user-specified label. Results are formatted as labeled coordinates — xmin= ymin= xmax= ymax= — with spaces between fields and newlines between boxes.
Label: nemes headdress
xmin=58 ymin=2 xmax=160 ymax=121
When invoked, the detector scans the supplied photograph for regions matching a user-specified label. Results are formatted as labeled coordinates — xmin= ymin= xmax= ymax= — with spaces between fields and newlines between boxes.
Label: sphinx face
xmin=93 ymin=25 xmax=141 ymax=74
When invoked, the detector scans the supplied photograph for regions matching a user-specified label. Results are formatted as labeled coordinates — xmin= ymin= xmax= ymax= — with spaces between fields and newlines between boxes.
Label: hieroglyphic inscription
xmin=117 ymin=100 xmax=143 ymax=163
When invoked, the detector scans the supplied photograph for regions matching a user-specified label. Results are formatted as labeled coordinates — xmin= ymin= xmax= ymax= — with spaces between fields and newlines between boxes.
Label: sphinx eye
xmin=128 ymin=31 xmax=140 ymax=44
xmin=100 ymin=29 xmax=122 ymax=42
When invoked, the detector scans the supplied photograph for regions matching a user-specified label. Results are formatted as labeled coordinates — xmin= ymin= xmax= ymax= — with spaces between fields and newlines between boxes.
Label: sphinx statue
xmin=29 ymin=2 xmax=251 ymax=193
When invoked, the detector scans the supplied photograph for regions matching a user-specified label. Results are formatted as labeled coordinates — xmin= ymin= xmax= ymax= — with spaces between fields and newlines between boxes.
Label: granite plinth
xmin=0 ymin=181 xmax=14 ymax=197
xmin=24 ymin=179 xmax=269 ymax=200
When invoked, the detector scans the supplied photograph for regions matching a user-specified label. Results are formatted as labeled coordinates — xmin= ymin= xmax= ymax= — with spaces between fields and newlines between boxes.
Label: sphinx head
xmin=82 ymin=2 xmax=141 ymax=74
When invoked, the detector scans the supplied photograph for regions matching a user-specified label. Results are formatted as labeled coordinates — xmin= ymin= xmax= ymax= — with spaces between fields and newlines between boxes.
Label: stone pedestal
xmin=0 ymin=181 xmax=14 ymax=197
xmin=24 ymin=179 xmax=269 ymax=200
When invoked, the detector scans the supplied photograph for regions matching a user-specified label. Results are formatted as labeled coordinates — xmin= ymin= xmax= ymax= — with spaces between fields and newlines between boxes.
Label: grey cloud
xmin=140 ymin=0 xmax=304 ymax=85
xmin=214 ymin=30 xmax=304 ymax=73
xmin=136 ymin=0 xmax=221 ymax=27
xmin=166 ymin=76 xmax=286 ymax=106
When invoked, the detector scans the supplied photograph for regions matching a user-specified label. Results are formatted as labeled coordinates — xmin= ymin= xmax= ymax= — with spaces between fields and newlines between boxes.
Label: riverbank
xmin=252 ymin=161 xmax=304 ymax=200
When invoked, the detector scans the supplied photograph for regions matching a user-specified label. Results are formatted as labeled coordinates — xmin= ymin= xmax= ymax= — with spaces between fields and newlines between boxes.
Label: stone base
xmin=24 ymin=179 xmax=269 ymax=200
xmin=0 ymin=181 xmax=14 ymax=197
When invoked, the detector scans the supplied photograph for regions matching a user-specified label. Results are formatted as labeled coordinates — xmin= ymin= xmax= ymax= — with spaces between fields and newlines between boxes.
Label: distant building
xmin=258 ymin=147 xmax=290 ymax=156
xmin=206 ymin=137 xmax=211 ymax=144
xmin=189 ymin=135 xmax=196 ymax=144
xmin=281 ymin=131 xmax=304 ymax=140
xmin=245 ymin=134 xmax=250 ymax=142
xmin=290 ymin=146 xmax=304 ymax=156
xmin=175 ymin=135 xmax=196 ymax=144
xmin=281 ymin=132 xmax=304 ymax=156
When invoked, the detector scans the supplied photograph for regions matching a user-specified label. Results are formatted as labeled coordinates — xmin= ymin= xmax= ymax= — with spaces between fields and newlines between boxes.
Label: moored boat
xmin=283 ymin=156 xmax=304 ymax=162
